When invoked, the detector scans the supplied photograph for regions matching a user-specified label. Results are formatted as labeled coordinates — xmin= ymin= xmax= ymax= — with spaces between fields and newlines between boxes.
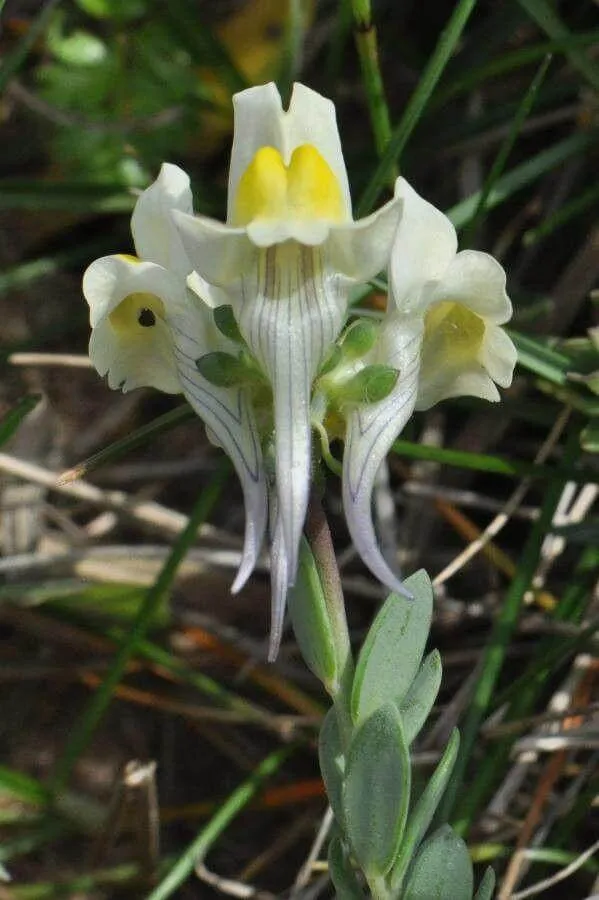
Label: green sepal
xmin=340 ymin=364 xmax=399 ymax=405
xmin=318 ymin=344 xmax=343 ymax=378
xmin=474 ymin=867 xmax=496 ymax=900
xmin=196 ymin=351 xmax=264 ymax=389
xmin=213 ymin=305 xmax=244 ymax=345
xmin=399 ymin=649 xmax=442 ymax=745
xmin=318 ymin=707 xmax=345 ymax=827
xmin=350 ymin=570 xmax=434 ymax=726
xmin=328 ymin=835 xmax=367 ymax=900
xmin=342 ymin=703 xmax=410 ymax=879
xmin=389 ymin=729 xmax=460 ymax=894
xmin=402 ymin=825 xmax=473 ymax=900
xmin=341 ymin=319 xmax=379 ymax=359
xmin=287 ymin=537 xmax=338 ymax=691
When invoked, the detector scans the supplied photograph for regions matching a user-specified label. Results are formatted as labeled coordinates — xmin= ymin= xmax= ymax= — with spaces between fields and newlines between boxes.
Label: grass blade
xmin=0 ymin=395 xmax=40 ymax=447
xmin=50 ymin=461 xmax=228 ymax=793
xmin=357 ymin=0 xmax=478 ymax=215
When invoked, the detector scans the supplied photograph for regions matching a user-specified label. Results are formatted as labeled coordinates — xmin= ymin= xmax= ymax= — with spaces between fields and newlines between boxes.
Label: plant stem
xmin=349 ymin=0 xmax=394 ymax=166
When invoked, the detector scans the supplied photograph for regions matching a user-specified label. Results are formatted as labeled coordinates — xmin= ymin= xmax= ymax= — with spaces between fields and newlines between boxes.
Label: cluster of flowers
xmin=84 ymin=82 xmax=516 ymax=658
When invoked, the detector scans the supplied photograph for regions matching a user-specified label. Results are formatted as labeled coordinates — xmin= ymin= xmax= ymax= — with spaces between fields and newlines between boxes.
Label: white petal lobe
xmin=342 ymin=317 xmax=423 ymax=595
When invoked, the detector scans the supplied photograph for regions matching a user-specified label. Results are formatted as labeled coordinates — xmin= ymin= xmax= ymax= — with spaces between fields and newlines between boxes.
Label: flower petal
xmin=390 ymin=178 xmax=457 ymax=313
xmin=480 ymin=323 xmax=517 ymax=388
xmin=342 ymin=315 xmax=423 ymax=595
xmin=227 ymin=82 xmax=352 ymax=224
xmin=236 ymin=244 xmax=348 ymax=584
xmin=131 ymin=163 xmax=194 ymax=276
xmin=268 ymin=508 xmax=289 ymax=661
xmin=83 ymin=255 xmax=183 ymax=394
xmin=431 ymin=250 xmax=512 ymax=323
xmin=327 ymin=194 xmax=402 ymax=281
xmin=172 ymin=209 xmax=255 ymax=286
xmin=168 ymin=300 xmax=268 ymax=593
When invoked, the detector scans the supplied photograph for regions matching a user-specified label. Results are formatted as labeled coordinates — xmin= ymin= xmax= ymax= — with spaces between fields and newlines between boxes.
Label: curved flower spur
xmin=341 ymin=177 xmax=517 ymax=592
xmin=173 ymin=82 xmax=403 ymax=656
xmin=83 ymin=163 xmax=268 ymax=596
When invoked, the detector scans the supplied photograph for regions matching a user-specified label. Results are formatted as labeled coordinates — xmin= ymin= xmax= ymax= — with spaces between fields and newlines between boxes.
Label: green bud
xmin=196 ymin=351 xmax=263 ymax=388
xmin=340 ymin=364 xmax=399 ymax=405
xmin=213 ymin=305 xmax=244 ymax=344
xmin=341 ymin=319 xmax=379 ymax=359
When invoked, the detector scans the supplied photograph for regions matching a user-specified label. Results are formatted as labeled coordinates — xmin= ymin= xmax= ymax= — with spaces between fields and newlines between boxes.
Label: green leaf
xmin=287 ymin=537 xmax=338 ymax=690
xmin=357 ymin=0 xmax=478 ymax=214
xmin=76 ymin=0 xmax=146 ymax=20
xmin=390 ymin=731 xmax=460 ymax=894
xmin=342 ymin=703 xmax=410 ymax=879
xmin=196 ymin=351 xmax=263 ymax=389
xmin=399 ymin=650 xmax=442 ymax=745
xmin=47 ymin=17 xmax=107 ymax=66
xmin=318 ymin=707 xmax=345 ymax=826
xmin=328 ymin=836 xmax=367 ymax=900
xmin=403 ymin=825 xmax=474 ymax=900
xmin=341 ymin=320 xmax=379 ymax=359
xmin=351 ymin=570 xmax=434 ymax=725
xmin=581 ymin=420 xmax=599 ymax=454
xmin=213 ymin=306 xmax=244 ymax=345
xmin=474 ymin=866 xmax=496 ymax=900
xmin=340 ymin=365 xmax=399 ymax=405
xmin=0 ymin=396 xmax=40 ymax=447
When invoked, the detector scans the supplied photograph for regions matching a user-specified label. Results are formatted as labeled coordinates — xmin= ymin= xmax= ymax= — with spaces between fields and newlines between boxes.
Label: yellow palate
xmin=424 ymin=301 xmax=485 ymax=365
xmin=109 ymin=292 xmax=166 ymax=335
xmin=234 ymin=144 xmax=345 ymax=226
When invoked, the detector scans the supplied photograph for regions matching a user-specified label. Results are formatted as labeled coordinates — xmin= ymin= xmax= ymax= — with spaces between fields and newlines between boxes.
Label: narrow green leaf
xmin=0 ymin=180 xmax=134 ymax=212
xmin=516 ymin=0 xmax=599 ymax=91
xmin=474 ymin=867 xmax=496 ymax=900
xmin=328 ymin=836 xmax=367 ymax=900
xmin=403 ymin=825 xmax=473 ymax=900
xmin=390 ymin=730 xmax=460 ymax=895
xmin=463 ymin=54 xmax=551 ymax=244
xmin=0 ymin=395 xmax=40 ymax=447
xmin=357 ymin=0 xmax=478 ymax=215
xmin=0 ymin=765 xmax=48 ymax=806
xmin=51 ymin=463 xmax=227 ymax=792
xmin=59 ymin=404 xmax=194 ymax=482
xmin=448 ymin=132 xmax=596 ymax=230
xmin=399 ymin=650 xmax=442 ymax=745
xmin=288 ymin=537 xmax=338 ymax=690
xmin=343 ymin=703 xmax=410 ymax=878
xmin=318 ymin=707 xmax=346 ymax=826
xmin=213 ymin=305 xmax=244 ymax=345
xmin=146 ymin=747 xmax=290 ymax=900
xmin=351 ymin=570 xmax=433 ymax=725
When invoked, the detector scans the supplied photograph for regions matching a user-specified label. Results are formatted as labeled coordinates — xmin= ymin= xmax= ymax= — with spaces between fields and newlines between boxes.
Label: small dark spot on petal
xmin=138 ymin=308 xmax=156 ymax=328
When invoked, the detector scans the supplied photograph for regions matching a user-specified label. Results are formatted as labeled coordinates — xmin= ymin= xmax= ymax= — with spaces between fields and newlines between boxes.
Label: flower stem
xmin=349 ymin=0 xmax=395 ymax=171
xmin=304 ymin=489 xmax=354 ymax=750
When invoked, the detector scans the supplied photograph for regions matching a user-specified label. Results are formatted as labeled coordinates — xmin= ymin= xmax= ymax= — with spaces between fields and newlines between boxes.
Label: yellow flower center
xmin=233 ymin=144 xmax=345 ymax=227
xmin=109 ymin=292 xmax=166 ymax=336
xmin=423 ymin=301 xmax=485 ymax=366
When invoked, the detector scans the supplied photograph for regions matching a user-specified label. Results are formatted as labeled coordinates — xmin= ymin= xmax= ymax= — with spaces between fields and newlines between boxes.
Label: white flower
xmin=342 ymin=177 xmax=517 ymax=595
xmin=173 ymin=82 xmax=402 ymax=657
xmin=83 ymin=163 xmax=267 ymax=595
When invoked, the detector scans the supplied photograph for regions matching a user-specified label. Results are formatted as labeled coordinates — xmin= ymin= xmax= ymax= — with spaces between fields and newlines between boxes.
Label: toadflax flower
xmin=173 ymin=82 xmax=402 ymax=655
xmin=82 ymin=81 xmax=516 ymax=661
xmin=341 ymin=177 xmax=517 ymax=592
xmin=83 ymin=163 xmax=268 ymax=595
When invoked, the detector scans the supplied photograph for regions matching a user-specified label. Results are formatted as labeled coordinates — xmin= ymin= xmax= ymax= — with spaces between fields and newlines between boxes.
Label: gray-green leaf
xmin=328 ymin=835 xmax=367 ymax=900
xmin=399 ymin=650 xmax=442 ymax=745
xmin=474 ymin=866 xmax=496 ymax=900
xmin=351 ymin=570 xmax=434 ymax=725
xmin=389 ymin=730 xmax=460 ymax=894
xmin=319 ymin=707 xmax=346 ymax=827
xmin=342 ymin=703 xmax=410 ymax=879
xmin=403 ymin=825 xmax=473 ymax=900
xmin=287 ymin=537 xmax=338 ymax=691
